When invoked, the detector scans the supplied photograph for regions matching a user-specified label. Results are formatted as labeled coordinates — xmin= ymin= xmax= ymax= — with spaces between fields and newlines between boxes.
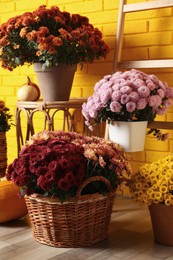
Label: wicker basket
xmin=0 ymin=132 xmax=7 ymax=178
xmin=25 ymin=176 xmax=116 ymax=247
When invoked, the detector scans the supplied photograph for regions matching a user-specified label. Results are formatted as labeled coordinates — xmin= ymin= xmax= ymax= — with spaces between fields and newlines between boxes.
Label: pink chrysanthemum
xmin=82 ymin=69 xmax=173 ymax=141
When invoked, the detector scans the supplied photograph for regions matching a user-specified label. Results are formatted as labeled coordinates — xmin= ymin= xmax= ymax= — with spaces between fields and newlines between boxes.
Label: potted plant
xmin=82 ymin=69 xmax=173 ymax=151
xmin=0 ymin=5 xmax=109 ymax=101
xmin=0 ymin=100 xmax=13 ymax=177
xmin=128 ymin=155 xmax=173 ymax=246
xmin=6 ymin=130 xmax=132 ymax=247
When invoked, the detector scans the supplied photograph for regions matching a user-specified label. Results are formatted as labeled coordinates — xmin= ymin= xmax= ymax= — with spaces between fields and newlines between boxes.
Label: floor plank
xmin=1 ymin=197 xmax=173 ymax=260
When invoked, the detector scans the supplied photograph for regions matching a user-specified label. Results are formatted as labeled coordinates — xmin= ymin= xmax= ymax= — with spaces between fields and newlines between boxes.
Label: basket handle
xmin=75 ymin=176 xmax=112 ymax=200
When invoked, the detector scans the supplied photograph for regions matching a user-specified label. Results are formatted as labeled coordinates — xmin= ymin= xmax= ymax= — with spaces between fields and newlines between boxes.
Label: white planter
xmin=107 ymin=121 xmax=148 ymax=152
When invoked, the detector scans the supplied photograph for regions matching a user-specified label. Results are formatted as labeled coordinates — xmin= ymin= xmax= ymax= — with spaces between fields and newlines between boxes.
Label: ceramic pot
xmin=149 ymin=203 xmax=173 ymax=246
xmin=106 ymin=121 xmax=148 ymax=152
xmin=34 ymin=63 xmax=77 ymax=102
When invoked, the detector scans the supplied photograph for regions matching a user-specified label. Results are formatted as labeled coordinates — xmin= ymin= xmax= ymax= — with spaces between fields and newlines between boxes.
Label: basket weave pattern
xmin=25 ymin=176 xmax=116 ymax=247
xmin=0 ymin=132 xmax=7 ymax=178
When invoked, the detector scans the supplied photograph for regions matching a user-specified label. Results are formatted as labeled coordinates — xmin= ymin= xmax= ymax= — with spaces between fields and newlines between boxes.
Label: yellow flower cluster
xmin=129 ymin=155 xmax=173 ymax=206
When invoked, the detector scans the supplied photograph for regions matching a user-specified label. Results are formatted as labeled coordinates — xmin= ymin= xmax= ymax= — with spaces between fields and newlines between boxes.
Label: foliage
xmin=0 ymin=100 xmax=13 ymax=132
xmin=0 ymin=5 xmax=109 ymax=70
xmin=82 ymin=69 xmax=173 ymax=140
xmin=6 ymin=130 xmax=132 ymax=202
xmin=129 ymin=155 xmax=173 ymax=206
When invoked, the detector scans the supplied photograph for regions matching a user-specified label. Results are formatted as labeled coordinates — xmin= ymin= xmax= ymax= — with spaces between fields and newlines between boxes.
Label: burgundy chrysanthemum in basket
xmin=6 ymin=130 xmax=132 ymax=247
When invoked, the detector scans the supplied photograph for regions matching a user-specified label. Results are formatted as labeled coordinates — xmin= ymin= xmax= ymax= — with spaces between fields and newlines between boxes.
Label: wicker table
xmin=16 ymin=98 xmax=87 ymax=155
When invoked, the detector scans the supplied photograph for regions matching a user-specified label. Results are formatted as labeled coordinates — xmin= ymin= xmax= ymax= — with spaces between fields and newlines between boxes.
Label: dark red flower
xmin=58 ymin=177 xmax=70 ymax=191
xmin=37 ymin=174 xmax=53 ymax=191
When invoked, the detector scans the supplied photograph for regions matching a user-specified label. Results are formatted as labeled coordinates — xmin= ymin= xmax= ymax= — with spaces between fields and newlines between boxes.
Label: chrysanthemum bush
xmin=0 ymin=5 xmax=109 ymax=70
xmin=129 ymin=155 xmax=173 ymax=206
xmin=0 ymin=100 xmax=13 ymax=132
xmin=6 ymin=131 xmax=132 ymax=201
xmin=82 ymin=69 xmax=173 ymax=140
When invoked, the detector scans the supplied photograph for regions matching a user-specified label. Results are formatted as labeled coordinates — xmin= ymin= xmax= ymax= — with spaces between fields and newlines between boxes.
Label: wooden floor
xmin=1 ymin=197 xmax=173 ymax=260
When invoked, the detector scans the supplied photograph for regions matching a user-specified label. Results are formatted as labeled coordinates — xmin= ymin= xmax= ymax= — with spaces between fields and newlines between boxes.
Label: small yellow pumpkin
xmin=17 ymin=76 xmax=40 ymax=101
xmin=0 ymin=179 xmax=28 ymax=223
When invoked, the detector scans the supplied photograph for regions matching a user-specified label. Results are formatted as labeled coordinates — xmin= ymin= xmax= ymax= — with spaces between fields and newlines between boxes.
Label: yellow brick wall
xmin=0 ymin=0 xmax=173 ymax=174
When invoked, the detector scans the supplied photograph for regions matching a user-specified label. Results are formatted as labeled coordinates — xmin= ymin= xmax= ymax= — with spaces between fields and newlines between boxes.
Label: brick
xmin=19 ymin=65 xmax=35 ymax=76
xmin=1 ymin=12 xmax=21 ymax=24
xmin=128 ymin=0 xmax=148 ymax=3
xmin=130 ymin=161 xmax=146 ymax=174
xmin=70 ymin=87 xmax=83 ymax=98
xmin=141 ymin=69 xmax=173 ymax=80
xmin=102 ymin=23 xmax=117 ymax=36
xmin=106 ymin=49 xmax=115 ymax=62
xmin=0 ymin=65 xmax=19 ymax=76
xmin=145 ymin=137 xmax=169 ymax=152
xmin=168 ymin=130 xmax=173 ymax=139
xmin=16 ymin=0 xmax=47 ymax=11
xmin=5 ymin=96 xmax=17 ymax=107
xmin=76 ymin=63 xmax=88 ymax=74
xmin=151 ymin=73 xmax=173 ymax=86
xmin=127 ymin=151 xmax=146 ymax=162
xmin=155 ymin=114 xmax=167 ymax=121
xmin=7 ymin=147 xmax=18 ymax=163
xmin=149 ymin=17 xmax=173 ymax=32
xmin=149 ymin=46 xmax=173 ymax=60
xmin=125 ymin=32 xmax=172 ymax=47
xmin=146 ymin=151 xmax=170 ymax=163
xmin=87 ymin=10 xmax=119 ymax=25
xmin=83 ymin=87 xmax=96 ymax=98
xmin=121 ymin=47 xmax=148 ymax=60
xmin=88 ymin=62 xmax=113 ymax=75
xmin=73 ymin=75 xmax=101 ymax=86
xmin=169 ymin=140 xmax=173 ymax=151
xmin=48 ymin=0 xmax=81 ymax=6
xmin=126 ymin=8 xmax=172 ymax=21
xmin=2 ymin=76 xmax=28 ymax=87
xmin=104 ymin=36 xmax=116 ymax=49
xmin=166 ymin=113 xmax=173 ymax=122
xmin=104 ymin=0 xmax=119 ymax=10
xmin=0 ymin=87 xmax=15 ymax=96
xmin=64 ymin=0 xmax=103 ymax=14
xmin=124 ymin=20 xmax=148 ymax=34
xmin=166 ymin=106 xmax=173 ymax=113
xmin=7 ymin=126 xmax=16 ymax=136
xmin=0 ymin=2 xmax=15 ymax=13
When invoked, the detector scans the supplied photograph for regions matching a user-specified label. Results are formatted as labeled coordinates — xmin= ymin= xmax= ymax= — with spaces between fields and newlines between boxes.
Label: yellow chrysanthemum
xmin=154 ymin=191 xmax=162 ymax=200
xmin=143 ymin=183 xmax=149 ymax=190
xmin=169 ymin=178 xmax=173 ymax=184
xmin=169 ymin=185 xmax=173 ymax=190
xmin=148 ymin=191 xmax=155 ymax=199
xmin=165 ymin=199 xmax=172 ymax=206
xmin=135 ymin=182 xmax=143 ymax=190
xmin=129 ymin=154 xmax=173 ymax=206
xmin=159 ymin=186 xmax=168 ymax=193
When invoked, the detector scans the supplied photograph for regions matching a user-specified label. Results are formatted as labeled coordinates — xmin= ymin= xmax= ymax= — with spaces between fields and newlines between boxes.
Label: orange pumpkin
xmin=0 ymin=179 xmax=28 ymax=223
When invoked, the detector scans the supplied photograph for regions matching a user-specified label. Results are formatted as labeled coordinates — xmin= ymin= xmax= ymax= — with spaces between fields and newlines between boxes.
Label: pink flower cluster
xmin=6 ymin=130 xmax=132 ymax=201
xmin=82 ymin=69 xmax=173 ymax=131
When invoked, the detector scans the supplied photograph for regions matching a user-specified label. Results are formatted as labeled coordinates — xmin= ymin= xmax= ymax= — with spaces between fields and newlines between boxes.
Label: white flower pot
xmin=107 ymin=121 xmax=148 ymax=152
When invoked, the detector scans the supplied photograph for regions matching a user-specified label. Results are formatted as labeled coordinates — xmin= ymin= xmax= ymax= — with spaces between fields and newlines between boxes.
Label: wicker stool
xmin=0 ymin=132 xmax=7 ymax=177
